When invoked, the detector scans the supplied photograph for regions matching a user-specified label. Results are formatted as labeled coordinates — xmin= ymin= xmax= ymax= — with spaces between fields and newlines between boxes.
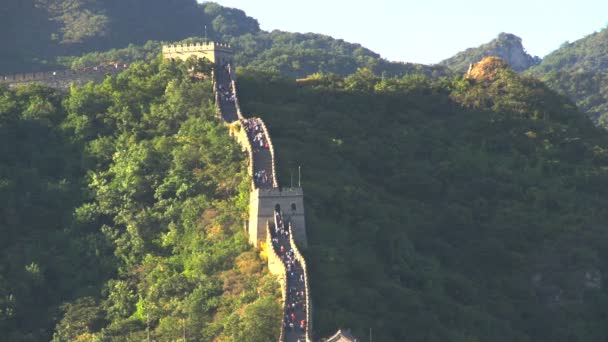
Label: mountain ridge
xmin=440 ymin=32 xmax=541 ymax=73
xmin=527 ymin=27 xmax=608 ymax=126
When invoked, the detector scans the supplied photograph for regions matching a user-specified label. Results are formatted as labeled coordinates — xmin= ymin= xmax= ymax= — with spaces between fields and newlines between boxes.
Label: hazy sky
xmin=204 ymin=0 xmax=608 ymax=65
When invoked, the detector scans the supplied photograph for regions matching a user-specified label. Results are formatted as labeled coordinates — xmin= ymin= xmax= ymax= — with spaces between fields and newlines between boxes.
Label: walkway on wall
xmin=213 ymin=63 xmax=310 ymax=341
xmin=271 ymin=210 xmax=308 ymax=342
xmin=214 ymin=64 xmax=275 ymax=189
xmin=215 ymin=64 xmax=239 ymax=123
xmin=242 ymin=118 xmax=274 ymax=189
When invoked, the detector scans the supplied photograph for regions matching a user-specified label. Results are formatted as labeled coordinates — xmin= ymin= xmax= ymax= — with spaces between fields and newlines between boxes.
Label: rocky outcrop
xmin=465 ymin=56 xmax=512 ymax=81
xmin=441 ymin=32 xmax=541 ymax=73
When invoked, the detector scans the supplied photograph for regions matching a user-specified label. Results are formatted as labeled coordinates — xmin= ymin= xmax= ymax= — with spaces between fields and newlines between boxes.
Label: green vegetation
xmin=4 ymin=1 xmax=608 ymax=341
xmin=0 ymin=0 xmax=205 ymax=73
xmin=236 ymin=64 xmax=608 ymax=341
xmin=0 ymin=58 xmax=280 ymax=341
xmin=528 ymin=28 xmax=608 ymax=128
xmin=1 ymin=1 xmax=448 ymax=79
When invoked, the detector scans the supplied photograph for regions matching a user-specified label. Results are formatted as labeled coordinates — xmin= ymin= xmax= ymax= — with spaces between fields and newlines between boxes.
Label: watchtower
xmin=249 ymin=187 xmax=308 ymax=248
xmin=162 ymin=41 xmax=234 ymax=65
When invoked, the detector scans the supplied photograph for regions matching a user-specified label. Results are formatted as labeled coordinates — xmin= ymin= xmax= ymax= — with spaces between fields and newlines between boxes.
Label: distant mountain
xmin=0 ymin=0 xmax=206 ymax=73
xmin=0 ymin=1 xmax=449 ymax=79
xmin=528 ymin=28 xmax=608 ymax=126
xmin=440 ymin=33 xmax=541 ymax=73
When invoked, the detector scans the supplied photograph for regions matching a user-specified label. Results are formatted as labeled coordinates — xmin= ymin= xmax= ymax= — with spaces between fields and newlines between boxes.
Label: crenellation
xmin=162 ymin=41 xmax=234 ymax=64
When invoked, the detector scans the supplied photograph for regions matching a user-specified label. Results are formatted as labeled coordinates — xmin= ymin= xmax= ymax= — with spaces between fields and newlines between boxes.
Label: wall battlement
xmin=162 ymin=41 xmax=233 ymax=65
xmin=162 ymin=41 xmax=232 ymax=52
xmin=0 ymin=65 xmax=127 ymax=89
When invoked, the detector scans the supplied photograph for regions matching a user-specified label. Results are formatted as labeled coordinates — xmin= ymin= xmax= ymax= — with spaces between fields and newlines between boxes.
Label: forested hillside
xmin=0 ymin=1 xmax=448 ymax=79
xmin=235 ymin=60 xmax=608 ymax=341
xmin=528 ymin=27 xmax=608 ymax=127
xmin=0 ymin=0 xmax=202 ymax=72
xmin=4 ymin=1 xmax=608 ymax=341
xmin=3 ymin=49 xmax=608 ymax=341
xmin=0 ymin=58 xmax=281 ymax=341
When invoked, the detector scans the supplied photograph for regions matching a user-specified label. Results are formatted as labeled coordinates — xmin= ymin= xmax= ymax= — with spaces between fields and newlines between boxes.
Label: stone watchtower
xmin=248 ymin=187 xmax=308 ymax=247
xmin=161 ymin=41 xmax=308 ymax=249
xmin=162 ymin=41 xmax=234 ymax=65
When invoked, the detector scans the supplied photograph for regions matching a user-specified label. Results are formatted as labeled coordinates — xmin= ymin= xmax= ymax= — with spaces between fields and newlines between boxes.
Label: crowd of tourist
xmin=243 ymin=117 xmax=269 ymax=150
xmin=214 ymin=62 xmax=241 ymax=123
xmin=242 ymin=117 xmax=272 ymax=187
xmin=254 ymin=169 xmax=270 ymax=186
xmin=271 ymin=209 xmax=307 ymax=340
xmin=214 ymin=60 xmax=305 ymax=341
xmin=217 ymin=82 xmax=235 ymax=104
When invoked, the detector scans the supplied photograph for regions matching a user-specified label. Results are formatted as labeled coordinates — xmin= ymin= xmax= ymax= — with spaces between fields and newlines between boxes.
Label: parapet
xmin=162 ymin=41 xmax=232 ymax=51
xmin=257 ymin=187 xmax=304 ymax=197
xmin=162 ymin=41 xmax=234 ymax=64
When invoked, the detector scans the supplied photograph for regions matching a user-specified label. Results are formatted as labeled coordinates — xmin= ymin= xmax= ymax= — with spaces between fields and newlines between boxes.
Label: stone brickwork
xmin=162 ymin=42 xmax=234 ymax=65
xmin=248 ymin=187 xmax=307 ymax=247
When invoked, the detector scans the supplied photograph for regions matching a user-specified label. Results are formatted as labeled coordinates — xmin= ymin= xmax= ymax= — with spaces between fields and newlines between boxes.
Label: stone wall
xmin=228 ymin=121 xmax=255 ymax=188
xmin=289 ymin=222 xmax=313 ymax=342
xmin=206 ymin=55 xmax=311 ymax=341
xmin=162 ymin=42 xmax=233 ymax=65
xmin=266 ymin=222 xmax=288 ymax=341
xmin=0 ymin=66 xmax=127 ymax=90
xmin=231 ymin=78 xmax=245 ymax=120
xmin=258 ymin=118 xmax=279 ymax=188
xmin=248 ymin=187 xmax=307 ymax=247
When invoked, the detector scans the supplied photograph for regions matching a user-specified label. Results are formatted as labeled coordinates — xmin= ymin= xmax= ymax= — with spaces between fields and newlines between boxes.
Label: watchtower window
xmin=291 ymin=203 xmax=296 ymax=211
xmin=275 ymin=204 xmax=281 ymax=212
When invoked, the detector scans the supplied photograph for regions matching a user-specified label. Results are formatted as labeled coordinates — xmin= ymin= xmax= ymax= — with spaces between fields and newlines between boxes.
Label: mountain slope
xmin=236 ymin=61 xmax=608 ymax=341
xmin=0 ymin=60 xmax=281 ymax=341
xmin=1 ymin=1 xmax=449 ymax=79
xmin=528 ymin=28 xmax=608 ymax=127
xmin=440 ymin=33 xmax=541 ymax=73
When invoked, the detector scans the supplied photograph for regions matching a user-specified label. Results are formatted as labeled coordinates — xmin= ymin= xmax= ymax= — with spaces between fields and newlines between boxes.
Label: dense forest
xmin=3 ymin=1 xmax=608 ymax=341
xmin=527 ymin=27 xmax=608 ymax=128
xmin=0 ymin=58 xmax=281 ymax=341
xmin=236 ymin=60 xmax=608 ymax=341
xmin=0 ymin=1 xmax=447 ymax=78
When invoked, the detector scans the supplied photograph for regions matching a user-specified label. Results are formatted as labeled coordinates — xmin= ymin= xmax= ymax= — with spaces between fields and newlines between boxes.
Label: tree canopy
xmin=0 ymin=58 xmax=280 ymax=341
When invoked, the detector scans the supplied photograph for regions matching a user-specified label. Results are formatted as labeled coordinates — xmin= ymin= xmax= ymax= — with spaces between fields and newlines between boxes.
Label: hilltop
xmin=0 ymin=1 xmax=448 ymax=79
xmin=440 ymin=33 xmax=541 ymax=73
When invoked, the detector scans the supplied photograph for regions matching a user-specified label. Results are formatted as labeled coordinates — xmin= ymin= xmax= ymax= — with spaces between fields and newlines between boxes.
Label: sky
xmin=204 ymin=0 xmax=608 ymax=65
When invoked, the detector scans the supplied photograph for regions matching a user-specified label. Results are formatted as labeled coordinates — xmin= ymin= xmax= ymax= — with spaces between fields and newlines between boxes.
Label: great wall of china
xmin=210 ymin=48 xmax=313 ymax=341
xmin=0 ymin=65 xmax=128 ymax=89
xmin=1 ymin=41 xmax=355 ymax=342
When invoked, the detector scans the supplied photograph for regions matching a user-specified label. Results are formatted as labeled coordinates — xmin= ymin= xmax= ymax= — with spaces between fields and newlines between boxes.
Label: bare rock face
xmin=441 ymin=33 xmax=541 ymax=73
xmin=465 ymin=56 xmax=512 ymax=81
